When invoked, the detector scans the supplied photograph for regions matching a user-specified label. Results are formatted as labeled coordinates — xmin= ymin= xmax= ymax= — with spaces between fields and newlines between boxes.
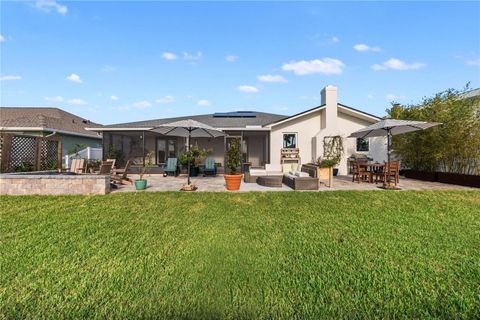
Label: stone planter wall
xmin=0 ymin=172 xmax=110 ymax=195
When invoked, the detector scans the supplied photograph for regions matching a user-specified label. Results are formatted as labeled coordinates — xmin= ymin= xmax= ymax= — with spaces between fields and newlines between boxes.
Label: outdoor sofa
xmin=283 ymin=163 xmax=319 ymax=190
xmin=244 ymin=164 xmax=283 ymax=183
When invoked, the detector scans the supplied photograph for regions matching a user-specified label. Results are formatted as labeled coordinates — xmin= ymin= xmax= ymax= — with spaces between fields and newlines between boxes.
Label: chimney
xmin=320 ymin=85 xmax=338 ymax=131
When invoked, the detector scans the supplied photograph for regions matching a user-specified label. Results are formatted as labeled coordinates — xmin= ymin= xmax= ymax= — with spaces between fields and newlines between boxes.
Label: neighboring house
xmin=87 ymin=86 xmax=386 ymax=175
xmin=0 ymin=107 xmax=102 ymax=157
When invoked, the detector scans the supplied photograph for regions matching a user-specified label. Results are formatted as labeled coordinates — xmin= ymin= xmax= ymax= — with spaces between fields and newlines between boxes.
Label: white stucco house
xmin=88 ymin=85 xmax=386 ymax=175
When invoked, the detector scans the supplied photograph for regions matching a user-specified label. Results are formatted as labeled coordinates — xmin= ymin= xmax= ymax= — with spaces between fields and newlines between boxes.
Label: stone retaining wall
xmin=0 ymin=173 xmax=110 ymax=195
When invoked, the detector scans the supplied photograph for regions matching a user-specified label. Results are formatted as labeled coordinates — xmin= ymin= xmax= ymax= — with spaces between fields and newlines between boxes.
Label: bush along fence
xmin=0 ymin=134 xmax=62 ymax=173
xmin=388 ymin=86 xmax=480 ymax=188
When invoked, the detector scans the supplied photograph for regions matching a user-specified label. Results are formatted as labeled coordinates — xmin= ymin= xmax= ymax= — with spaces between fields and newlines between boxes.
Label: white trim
xmin=85 ymin=127 xmax=153 ymax=131
xmin=1 ymin=127 xmax=101 ymax=139
xmin=337 ymin=105 xmax=380 ymax=122
xmin=265 ymin=105 xmax=326 ymax=128
xmin=217 ymin=127 xmax=271 ymax=131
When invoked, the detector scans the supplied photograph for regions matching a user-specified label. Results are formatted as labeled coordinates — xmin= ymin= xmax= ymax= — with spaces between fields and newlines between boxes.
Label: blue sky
xmin=1 ymin=1 xmax=479 ymax=125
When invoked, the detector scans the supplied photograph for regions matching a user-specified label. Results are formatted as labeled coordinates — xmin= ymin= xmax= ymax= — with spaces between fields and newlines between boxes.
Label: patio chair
xmin=164 ymin=158 xmax=179 ymax=176
xmin=111 ymin=159 xmax=133 ymax=184
xmin=106 ymin=158 xmax=116 ymax=170
xmin=98 ymin=162 xmax=114 ymax=175
xmin=66 ymin=158 xmax=85 ymax=174
xmin=203 ymin=157 xmax=217 ymax=176
xmin=352 ymin=161 xmax=372 ymax=183
xmin=384 ymin=160 xmax=400 ymax=186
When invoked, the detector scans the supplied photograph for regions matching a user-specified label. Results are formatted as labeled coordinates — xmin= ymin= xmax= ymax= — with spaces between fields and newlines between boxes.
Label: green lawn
xmin=1 ymin=191 xmax=479 ymax=319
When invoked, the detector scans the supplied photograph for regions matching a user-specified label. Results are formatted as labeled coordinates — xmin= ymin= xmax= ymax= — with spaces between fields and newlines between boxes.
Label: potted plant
xmin=135 ymin=151 xmax=154 ymax=190
xmin=323 ymin=135 xmax=344 ymax=176
xmin=316 ymin=158 xmax=337 ymax=180
xmin=178 ymin=145 xmax=210 ymax=177
xmin=224 ymin=138 xmax=242 ymax=191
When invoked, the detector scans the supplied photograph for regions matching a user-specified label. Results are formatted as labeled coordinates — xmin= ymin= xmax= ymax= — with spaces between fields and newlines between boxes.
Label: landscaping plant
xmin=387 ymin=86 xmax=480 ymax=175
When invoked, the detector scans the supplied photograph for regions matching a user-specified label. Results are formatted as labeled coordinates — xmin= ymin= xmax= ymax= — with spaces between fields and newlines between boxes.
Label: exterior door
xmin=156 ymin=138 xmax=177 ymax=164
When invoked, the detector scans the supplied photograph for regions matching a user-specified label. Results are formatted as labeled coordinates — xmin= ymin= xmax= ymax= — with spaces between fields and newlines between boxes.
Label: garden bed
xmin=404 ymin=170 xmax=479 ymax=187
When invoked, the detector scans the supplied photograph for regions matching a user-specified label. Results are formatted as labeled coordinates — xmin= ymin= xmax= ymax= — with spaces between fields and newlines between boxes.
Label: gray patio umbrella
xmin=349 ymin=119 xmax=441 ymax=188
xmin=151 ymin=119 xmax=224 ymax=187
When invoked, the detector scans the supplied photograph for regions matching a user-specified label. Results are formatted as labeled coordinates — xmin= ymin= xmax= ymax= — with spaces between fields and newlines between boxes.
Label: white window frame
xmin=282 ymin=132 xmax=298 ymax=149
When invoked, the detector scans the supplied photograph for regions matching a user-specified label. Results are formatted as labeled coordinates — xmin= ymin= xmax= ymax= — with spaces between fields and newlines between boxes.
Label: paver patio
xmin=112 ymin=174 xmax=474 ymax=192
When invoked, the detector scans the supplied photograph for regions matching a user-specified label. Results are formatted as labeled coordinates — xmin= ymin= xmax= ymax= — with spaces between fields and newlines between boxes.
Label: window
xmin=283 ymin=133 xmax=297 ymax=148
xmin=356 ymin=138 xmax=369 ymax=152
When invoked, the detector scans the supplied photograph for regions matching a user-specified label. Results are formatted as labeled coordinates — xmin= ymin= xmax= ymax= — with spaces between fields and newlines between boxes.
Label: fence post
xmin=87 ymin=147 xmax=91 ymax=160
xmin=0 ymin=134 xmax=12 ymax=172
xmin=35 ymin=138 xmax=41 ymax=171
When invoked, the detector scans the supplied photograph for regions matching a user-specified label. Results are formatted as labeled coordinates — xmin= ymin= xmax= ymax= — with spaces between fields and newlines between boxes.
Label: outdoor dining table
xmin=359 ymin=162 xmax=386 ymax=183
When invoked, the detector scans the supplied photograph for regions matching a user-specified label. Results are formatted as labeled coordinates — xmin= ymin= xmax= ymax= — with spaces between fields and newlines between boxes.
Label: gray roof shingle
xmin=101 ymin=111 xmax=287 ymax=129
xmin=0 ymin=107 xmax=101 ymax=138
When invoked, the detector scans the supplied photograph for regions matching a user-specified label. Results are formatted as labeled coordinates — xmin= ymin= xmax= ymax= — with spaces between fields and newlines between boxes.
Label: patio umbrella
xmin=348 ymin=119 xmax=441 ymax=189
xmin=151 ymin=119 xmax=224 ymax=188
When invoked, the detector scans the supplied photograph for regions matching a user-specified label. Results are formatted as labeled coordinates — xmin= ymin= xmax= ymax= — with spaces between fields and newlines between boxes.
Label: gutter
xmin=0 ymin=127 xmax=102 ymax=139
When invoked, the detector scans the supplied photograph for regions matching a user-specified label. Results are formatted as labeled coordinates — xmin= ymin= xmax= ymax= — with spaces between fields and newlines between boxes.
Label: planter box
xmin=437 ymin=172 xmax=480 ymax=188
xmin=404 ymin=170 xmax=437 ymax=182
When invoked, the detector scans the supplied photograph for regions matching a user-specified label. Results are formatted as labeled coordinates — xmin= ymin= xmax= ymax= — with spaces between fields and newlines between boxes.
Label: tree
xmin=386 ymin=86 xmax=480 ymax=175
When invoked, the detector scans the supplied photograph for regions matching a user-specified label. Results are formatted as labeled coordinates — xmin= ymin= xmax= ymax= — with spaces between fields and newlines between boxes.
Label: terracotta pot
xmin=224 ymin=174 xmax=242 ymax=191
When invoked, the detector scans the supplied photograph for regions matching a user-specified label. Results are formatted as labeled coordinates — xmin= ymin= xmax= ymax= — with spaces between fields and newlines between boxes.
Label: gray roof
xmin=102 ymin=111 xmax=287 ymax=129
xmin=459 ymin=88 xmax=480 ymax=100
xmin=0 ymin=107 xmax=101 ymax=138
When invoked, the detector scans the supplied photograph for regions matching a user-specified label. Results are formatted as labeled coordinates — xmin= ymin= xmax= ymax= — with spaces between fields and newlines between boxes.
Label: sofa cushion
xmin=249 ymin=169 xmax=267 ymax=176
xmin=291 ymin=163 xmax=300 ymax=172
xmin=294 ymin=171 xmax=310 ymax=178
xmin=267 ymin=172 xmax=283 ymax=176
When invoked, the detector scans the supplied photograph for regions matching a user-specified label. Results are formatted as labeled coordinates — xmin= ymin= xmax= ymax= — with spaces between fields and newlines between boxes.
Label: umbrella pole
xmin=187 ymin=131 xmax=191 ymax=186
xmin=386 ymin=129 xmax=391 ymax=188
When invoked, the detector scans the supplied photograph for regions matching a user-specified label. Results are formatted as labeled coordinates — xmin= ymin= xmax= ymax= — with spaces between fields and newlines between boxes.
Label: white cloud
xmin=0 ymin=75 xmax=22 ymax=81
xmin=372 ymin=58 xmax=425 ymax=71
xmin=162 ymin=52 xmax=178 ymax=60
xmin=225 ymin=55 xmax=238 ymax=62
xmin=45 ymin=96 xmax=64 ymax=102
xmin=466 ymin=58 xmax=480 ymax=66
xmin=197 ymin=99 xmax=211 ymax=106
xmin=238 ymin=85 xmax=259 ymax=93
xmin=155 ymin=95 xmax=175 ymax=104
xmin=110 ymin=95 xmax=119 ymax=101
xmin=257 ymin=74 xmax=288 ymax=83
xmin=35 ymin=0 xmax=67 ymax=16
xmin=367 ymin=94 xmax=374 ymax=99
xmin=101 ymin=65 xmax=116 ymax=72
xmin=183 ymin=51 xmax=202 ymax=61
xmin=132 ymin=100 xmax=152 ymax=109
xmin=0 ymin=34 xmax=5 ymax=42
xmin=66 ymin=73 xmax=82 ymax=83
xmin=386 ymin=94 xmax=407 ymax=101
xmin=282 ymin=58 xmax=345 ymax=75
xmin=331 ymin=36 xmax=339 ymax=43
xmin=68 ymin=98 xmax=87 ymax=105
xmin=353 ymin=43 xmax=381 ymax=52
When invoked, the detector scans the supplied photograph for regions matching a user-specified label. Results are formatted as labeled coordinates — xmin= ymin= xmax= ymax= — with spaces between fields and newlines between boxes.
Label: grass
xmin=1 ymin=191 xmax=479 ymax=319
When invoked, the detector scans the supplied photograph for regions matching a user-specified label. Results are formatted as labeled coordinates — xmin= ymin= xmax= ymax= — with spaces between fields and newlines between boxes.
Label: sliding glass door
xmin=156 ymin=138 xmax=177 ymax=164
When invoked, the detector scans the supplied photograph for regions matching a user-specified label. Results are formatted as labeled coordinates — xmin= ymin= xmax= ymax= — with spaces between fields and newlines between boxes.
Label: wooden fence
xmin=0 ymin=134 xmax=62 ymax=173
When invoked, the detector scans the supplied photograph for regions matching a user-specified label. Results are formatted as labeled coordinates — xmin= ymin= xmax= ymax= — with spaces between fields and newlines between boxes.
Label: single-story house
xmin=0 ymin=107 xmax=102 ymax=157
xmin=87 ymin=86 xmax=386 ymax=175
